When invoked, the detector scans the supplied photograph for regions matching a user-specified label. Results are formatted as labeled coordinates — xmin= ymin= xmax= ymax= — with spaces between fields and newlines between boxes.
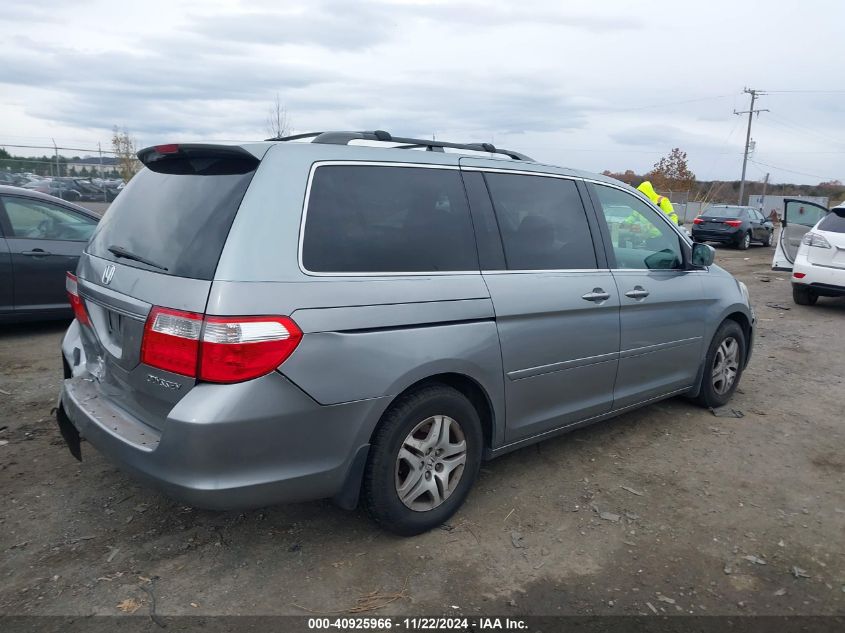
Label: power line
xmin=1 ymin=143 xmax=119 ymax=155
xmin=765 ymin=89 xmax=845 ymax=94
xmin=748 ymin=158 xmax=837 ymax=182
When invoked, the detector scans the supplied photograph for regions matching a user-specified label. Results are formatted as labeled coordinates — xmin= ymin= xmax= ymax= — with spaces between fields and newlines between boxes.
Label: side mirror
xmin=691 ymin=242 xmax=715 ymax=268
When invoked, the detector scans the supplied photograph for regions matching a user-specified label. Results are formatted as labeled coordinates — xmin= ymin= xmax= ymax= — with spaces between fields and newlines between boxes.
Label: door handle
xmin=625 ymin=286 xmax=650 ymax=300
xmin=22 ymin=249 xmax=52 ymax=257
xmin=582 ymin=288 xmax=611 ymax=302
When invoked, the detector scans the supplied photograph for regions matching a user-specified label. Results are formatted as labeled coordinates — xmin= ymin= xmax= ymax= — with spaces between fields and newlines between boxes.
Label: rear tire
xmin=693 ymin=320 xmax=746 ymax=409
xmin=792 ymin=284 xmax=818 ymax=306
xmin=737 ymin=231 xmax=751 ymax=250
xmin=363 ymin=384 xmax=483 ymax=536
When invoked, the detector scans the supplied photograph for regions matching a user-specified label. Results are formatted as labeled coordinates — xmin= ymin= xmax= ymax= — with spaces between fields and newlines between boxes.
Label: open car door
xmin=772 ymin=198 xmax=829 ymax=271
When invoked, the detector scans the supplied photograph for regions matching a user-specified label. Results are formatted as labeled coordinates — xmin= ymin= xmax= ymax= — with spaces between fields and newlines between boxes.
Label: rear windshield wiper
xmin=107 ymin=245 xmax=168 ymax=272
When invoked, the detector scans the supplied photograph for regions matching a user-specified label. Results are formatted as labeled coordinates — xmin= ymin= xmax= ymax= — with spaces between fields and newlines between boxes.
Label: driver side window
xmin=1 ymin=197 xmax=97 ymax=241
xmin=593 ymin=185 xmax=683 ymax=270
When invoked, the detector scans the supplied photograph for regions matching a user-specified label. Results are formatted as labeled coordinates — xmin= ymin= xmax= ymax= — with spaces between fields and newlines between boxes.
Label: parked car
xmin=56 ymin=132 xmax=755 ymax=535
xmin=0 ymin=185 xmax=99 ymax=322
xmin=691 ymin=205 xmax=774 ymax=250
xmin=771 ymin=199 xmax=845 ymax=305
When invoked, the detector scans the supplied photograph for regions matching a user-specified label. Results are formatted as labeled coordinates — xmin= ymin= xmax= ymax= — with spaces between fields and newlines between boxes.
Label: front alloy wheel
xmin=693 ymin=319 xmax=746 ymax=409
xmin=711 ymin=337 xmax=739 ymax=395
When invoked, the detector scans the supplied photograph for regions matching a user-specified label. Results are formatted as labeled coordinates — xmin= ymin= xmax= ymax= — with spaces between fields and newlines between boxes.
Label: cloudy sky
xmin=2 ymin=0 xmax=844 ymax=184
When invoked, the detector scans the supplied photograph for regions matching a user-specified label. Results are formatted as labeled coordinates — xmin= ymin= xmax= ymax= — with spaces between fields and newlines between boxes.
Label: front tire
xmin=762 ymin=230 xmax=772 ymax=247
xmin=694 ymin=320 xmax=746 ymax=409
xmin=792 ymin=284 xmax=818 ymax=306
xmin=363 ymin=384 xmax=483 ymax=536
xmin=737 ymin=231 xmax=751 ymax=250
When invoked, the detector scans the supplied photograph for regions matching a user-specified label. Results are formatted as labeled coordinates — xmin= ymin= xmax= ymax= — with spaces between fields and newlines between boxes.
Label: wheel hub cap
xmin=395 ymin=415 xmax=467 ymax=512
xmin=712 ymin=336 xmax=739 ymax=395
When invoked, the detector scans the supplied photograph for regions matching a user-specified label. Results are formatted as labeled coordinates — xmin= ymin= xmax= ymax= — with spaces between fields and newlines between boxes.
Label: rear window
xmin=87 ymin=163 xmax=255 ymax=279
xmin=302 ymin=165 xmax=478 ymax=273
xmin=817 ymin=210 xmax=845 ymax=233
xmin=705 ymin=206 xmax=745 ymax=218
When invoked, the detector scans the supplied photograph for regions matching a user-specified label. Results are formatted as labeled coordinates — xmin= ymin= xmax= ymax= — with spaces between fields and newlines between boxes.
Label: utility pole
xmin=758 ymin=172 xmax=769 ymax=212
xmin=52 ymin=138 xmax=59 ymax=178
xmin=98 ymin=142 xmax=106 ymax=202
xmin=734 ymin=88 xmax=768 ymax=205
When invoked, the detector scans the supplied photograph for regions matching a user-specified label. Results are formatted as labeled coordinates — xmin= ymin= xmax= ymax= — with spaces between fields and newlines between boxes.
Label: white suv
xmin=773 ymin=199 xmax=845 ymax=305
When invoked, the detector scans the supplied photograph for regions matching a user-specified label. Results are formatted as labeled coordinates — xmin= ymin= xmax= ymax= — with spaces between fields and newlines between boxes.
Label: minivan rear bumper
xmin=58 ymin=367 xmax=387 ymax=510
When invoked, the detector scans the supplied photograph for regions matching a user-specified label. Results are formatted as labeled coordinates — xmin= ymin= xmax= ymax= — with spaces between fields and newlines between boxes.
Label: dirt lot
xmin=1 ymin=243 xmax=843 ymax=619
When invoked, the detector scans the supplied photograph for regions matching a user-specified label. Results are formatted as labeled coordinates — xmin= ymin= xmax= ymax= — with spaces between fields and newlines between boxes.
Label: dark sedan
xmin=0 ymin=185 xmax=100 ymax=323
xmin=692 ymin=205 xmax=774 ymax=250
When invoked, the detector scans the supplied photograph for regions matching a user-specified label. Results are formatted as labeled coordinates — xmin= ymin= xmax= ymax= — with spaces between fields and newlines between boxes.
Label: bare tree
xmin=266 ymin=93 xmax=291 ymax=139
xmin=111 ymin=126 xmax=140 ymax=182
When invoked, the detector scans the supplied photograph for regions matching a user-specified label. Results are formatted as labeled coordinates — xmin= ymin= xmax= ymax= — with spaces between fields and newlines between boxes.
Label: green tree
xmin=111 ymin=126 xmax=140 ymax=182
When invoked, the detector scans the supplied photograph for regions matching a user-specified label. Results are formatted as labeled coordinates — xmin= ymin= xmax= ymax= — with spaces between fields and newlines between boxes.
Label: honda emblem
xmin=102 ymin=264 xmax=116 ymax=285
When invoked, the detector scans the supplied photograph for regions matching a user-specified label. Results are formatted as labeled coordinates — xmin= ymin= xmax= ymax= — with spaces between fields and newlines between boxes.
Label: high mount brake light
xmin=65 ymin=272 xmax=91 ymax=326
xmin=154 ymin=144 xmax=180 ymax=154
xmin=141 ymin=308 xmax=302 ymax=383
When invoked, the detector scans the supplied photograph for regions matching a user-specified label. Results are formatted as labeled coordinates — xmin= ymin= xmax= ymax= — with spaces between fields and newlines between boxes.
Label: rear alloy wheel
xmin=363 ymin=384 xmax=482 ymax=536
xmin=737 ymin=231 xmax=751 ymax=250
xmin=792 ymin=284 xmax=818 ymax=306
xmin=694 ymin=320 xmax=746 ymax=409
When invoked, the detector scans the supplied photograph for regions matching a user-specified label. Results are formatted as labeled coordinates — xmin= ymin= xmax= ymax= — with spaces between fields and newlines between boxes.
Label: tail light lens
xmin=793 ymin=272 xmax=806 ymax=279
xmin=693 ymin=217 xmax=703 ymax=224
xmin=725 ymin=220 xmax=742 ymax=227
xmin=141 ymin=308 xmax=302 ymax=383
xmin=801 ymin=232 xmax=831 ymax=248
xmin=141 ymin=307 xmax=203 ymax=376
xmin=65 ymin=272 xmax=91 ymax=326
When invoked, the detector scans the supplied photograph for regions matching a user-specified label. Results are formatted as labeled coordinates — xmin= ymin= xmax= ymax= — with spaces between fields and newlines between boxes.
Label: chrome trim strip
xmin=461 ymin=166 xmax=579 ymax=180
xmin=481 ymin=268 xmax=611 ymax=275
xmin=508 ymin=351 xmax=619 ymax=381
xmin=619 ymin=337 xmax=701 ymax=359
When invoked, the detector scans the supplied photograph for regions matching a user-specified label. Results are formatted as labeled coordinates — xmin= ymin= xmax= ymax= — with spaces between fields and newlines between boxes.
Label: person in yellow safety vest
xmin=637 ymin=180 xmax=680 ymax=225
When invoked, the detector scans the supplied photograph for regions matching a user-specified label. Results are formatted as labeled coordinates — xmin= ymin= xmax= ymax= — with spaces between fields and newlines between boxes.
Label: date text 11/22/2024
xmin=307 ymin=617 xmax=528 ymax=630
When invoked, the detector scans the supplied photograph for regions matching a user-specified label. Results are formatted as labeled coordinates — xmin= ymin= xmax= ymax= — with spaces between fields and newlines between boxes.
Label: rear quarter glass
xmin=87 ymin=160 xmax=257 ymax=280
xmin=817 ymin=211 xmax=845 ymax=233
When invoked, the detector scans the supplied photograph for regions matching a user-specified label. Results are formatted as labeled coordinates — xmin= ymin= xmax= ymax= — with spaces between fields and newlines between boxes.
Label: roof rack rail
xmin=264 ymin=130 xmax=533 ymax=162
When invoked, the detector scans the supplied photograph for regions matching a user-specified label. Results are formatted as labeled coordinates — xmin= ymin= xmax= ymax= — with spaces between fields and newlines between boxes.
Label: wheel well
xmin=376 ymin=374 xmax=495 ymax=450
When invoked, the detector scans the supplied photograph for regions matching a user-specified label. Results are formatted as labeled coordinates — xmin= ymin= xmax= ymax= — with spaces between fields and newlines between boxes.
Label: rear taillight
xmin=141 ymin=308 xmax=302 ymax=383
xmin=793 ymin=272 xmax=806 ymax=279
xmin=693 ymin=217 xmax=704 ymax=224
xmin=65 ymin=272 xmax=91 ymax=326
xmin=141 ymin=307 xmax=203 ymax=376
xmin=199 ymin=316 xmax=302 ymax=383
xmin=725 ymin=219 xmax=742 ymax=227
xmin=801 ymin=232 xmax=831 ymax=248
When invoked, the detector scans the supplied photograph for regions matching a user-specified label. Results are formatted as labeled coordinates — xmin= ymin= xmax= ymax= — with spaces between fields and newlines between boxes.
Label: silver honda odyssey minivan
xmin=57 ymin=131 xmax=754 ymax=535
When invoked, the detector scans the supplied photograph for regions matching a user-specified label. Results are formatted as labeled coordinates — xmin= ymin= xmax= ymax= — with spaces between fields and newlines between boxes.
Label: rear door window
xmin=483 ymin=173 xmax=597 ymax=270
xmin=87 ymin=160 xmax=256 ymax=280
xmin=302 ymin=165 xmax=478 ymax=273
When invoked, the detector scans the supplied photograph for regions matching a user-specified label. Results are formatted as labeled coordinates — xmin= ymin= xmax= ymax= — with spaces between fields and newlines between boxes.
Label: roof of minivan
xmin=252 ymin=139 xmax=626 ymax=188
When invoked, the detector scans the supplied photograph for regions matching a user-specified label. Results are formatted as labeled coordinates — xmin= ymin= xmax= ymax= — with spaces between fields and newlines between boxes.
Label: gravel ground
xmin=1 ymin=242 xmax=843 ymax=618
